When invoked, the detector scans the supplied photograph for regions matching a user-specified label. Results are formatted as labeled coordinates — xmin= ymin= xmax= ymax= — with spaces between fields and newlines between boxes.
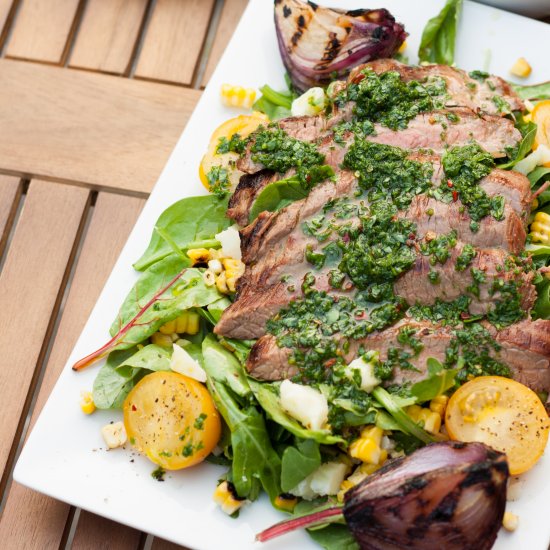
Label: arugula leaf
xmin=133 ymin=195 xmax=230 ymax=271
xmin=281 ymin=439 xmax=321 ymax=493
xmin=248 ymin=380 xmax=345 ymax=445
xmin=512 ymin=81 xmax=550 ymax=101
xmin=202 ymin=334 xmax=252 ymax=399
xmin=372 ymin=387 xmax=436 ymax=444
xmin=418 ymin=0 xmax=463 ymax=66
xmin=73 ymin=259 xmax=222 ymax=370
xmin=249 ymin=165 xmax=335 ymax=222
xmin=499 ymin=122 xmax=537 ymax=169
xmin=410 ymin=358 xmax=457 ymax=403
xmin=93 ymin=345 xmax=171 ymax=409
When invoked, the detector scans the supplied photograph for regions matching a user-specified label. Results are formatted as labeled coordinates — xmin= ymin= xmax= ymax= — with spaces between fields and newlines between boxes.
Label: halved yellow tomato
xmin=199 ymin=112 xmax=269 ymax=192
xmin=123 ymin=371 xmax=221 ymax=470
xmin=445 ymin=376 xmax=549 ymax=475
xmin=532 ymin=100 xmax=550 ymax=165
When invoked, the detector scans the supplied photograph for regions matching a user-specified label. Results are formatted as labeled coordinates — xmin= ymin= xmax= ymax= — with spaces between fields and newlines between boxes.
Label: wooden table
xmin=0 ymin=0 xmax=247 ymax=548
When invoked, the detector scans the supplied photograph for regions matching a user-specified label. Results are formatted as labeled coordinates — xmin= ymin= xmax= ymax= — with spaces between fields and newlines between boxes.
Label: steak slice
xmin=350 ymin=59 xmax=524 ymax=115
xmin=245 ymin=319 xmax=550 ymax=405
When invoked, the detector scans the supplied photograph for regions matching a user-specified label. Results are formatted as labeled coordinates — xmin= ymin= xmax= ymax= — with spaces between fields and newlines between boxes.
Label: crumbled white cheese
xmin=170 ymin=343 xmax=207 ymax=382
xmin=291 ymin=87 xmax=326 ymax=117
xmin=279 ymin=379 xmax=328 ymax=431
xmin=346 ymin=355 xmax=381 ymax=393
xmin=290 ymin=462 xmax=348 ymax=500
xmin=101 ymin=421 xmax=127 ymax=449
xmin=215 ymin=225 xmax=241 ymax=260
xmin=514 ymin=144 xmax=550 ymax=175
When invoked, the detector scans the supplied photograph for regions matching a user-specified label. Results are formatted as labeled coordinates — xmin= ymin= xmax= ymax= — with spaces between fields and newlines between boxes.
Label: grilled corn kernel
xmin=203 ymin=269 xmax=216 ymax=287
xmin=510 ymin=57 xmax=532 ymax=78
xmin=405 ymin=404 xmax=423 ymax=422
xmin=208 ymin=259 xmax=223 ymax=274
xmin=151 ymin=332 xmax=173 ymax=347
xmin=101 ymin=421 xmax=127 ymax=449
xmin=222 ymin=258 xmax=245 ymax=278
xmin=175 ymin=313 xmax=188 ymax=334
xmin=530 ymin=212 xmax=550 ymax=244
xmin=349 ymin=426 xmax=384 ymax=464
xmin=275 ymin=494 xmax=298 ymax=512
xmin=337 ymin=479 xmax=355 ymax=502
xmin=502 ymin=511 xmax=519 ymax=532
xmin=208 ymin=248 xmax=221 ymax=260
xmin=419 ymin=409 xmax=442 ymax=434
xmin=213 ymin=481 xmax=246 ymax=515
xmin=221 ymin=84 xmax=257 ymax=109
xmin=185 ymin=311 xmax=200 ymax=335
xmin=187 ymin=248 xmax=210 ymax=265
xmin=216 ymin=271 xmax=229 ymax=294
xmin=159 ymin=319 xmax=177 ymax=334
xmin=429 ymin=395 xmax=449 ymax=417
xmin=338 ymin=463 xmax=381 ymax=501
xmin=80 ymin=391 xmax=95 ymax=415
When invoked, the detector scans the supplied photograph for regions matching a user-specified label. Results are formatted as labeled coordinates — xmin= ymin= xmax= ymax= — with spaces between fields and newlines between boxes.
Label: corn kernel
xmin=175 ymin=313 xmax=188 ymax=333
xmin=349 ymin=426 xmax=385 ymax=464
xmin=159 ymin=319 xmax=176 ymax=334
xmin=274 ymin=494 xmax=298 ymax=512
xmin=101 ymin=421 xmax=127 ymax=449
xmin=208 ymin=259 xmax=223 ymax=274
xmin=337 ymin=479 xmax=355 ymax=502
xmin=213 ymin=481 xmax=246 ymax=515
xmin=151 ymin=332 xmax=173 ymax=347
xmin=185 ymin=311 xmax=200 ymax=335
xmin=187 ymin=248 xmax=210 ymax=265
xmin=405 ymin=404 xmax=423 ymax=422
xmin=502 ymin=511 xmax=519 ymax=532
xmin=510 ymin=57 xmax=531 ymax=78
xmin=398 ymin=40 xmax=407 ymax=53
xmin=221 ymin=84 xmax=257 ymax=109
xmin=216 ymin=272 xmax=228 ymax=294
xmin=430 ymin=395 xmax=449 ymax=417
xmin=419 ymin=409 xmax=442 ymax=434
xmin=80 ymin=391 xmax=96 ymax=415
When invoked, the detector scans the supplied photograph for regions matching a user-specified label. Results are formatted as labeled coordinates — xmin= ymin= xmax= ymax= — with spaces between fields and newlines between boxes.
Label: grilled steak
xmin=245 ymin=318 xmax=550 ymax=405
xmin=349 ymin=59 xmax=524 ymax=115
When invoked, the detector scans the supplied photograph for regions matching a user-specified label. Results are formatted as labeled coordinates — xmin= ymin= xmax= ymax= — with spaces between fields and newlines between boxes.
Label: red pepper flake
xmin=342 ymin=233 xmax=350 ymax=243
xmin=447 ymin=179 xmax=454 ymax=188
xmin=460 ymin=312 xmax=471 ymax=320
xmin=132 ymin=404 xmax=137 ymax=411
xmin=452 ymin=190 xmax=459 ymax=202
xmin=355 ymin=311 xmax=365 ymax=319
xmin=324 ymin=358 xmax=337 ymax=368
xmin=408 ymin=232 xmax=416 ymax=240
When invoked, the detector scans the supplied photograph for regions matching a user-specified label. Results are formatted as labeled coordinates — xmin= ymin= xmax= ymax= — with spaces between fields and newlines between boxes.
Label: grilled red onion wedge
xmin=257 ymin=441 xmax=508 ymax=549
xmin=274 ymin=0 xmax=407 ymax=92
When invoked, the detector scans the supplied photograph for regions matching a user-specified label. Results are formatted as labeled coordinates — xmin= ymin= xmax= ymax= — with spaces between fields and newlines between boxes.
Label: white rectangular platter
xmin=14 ymin=1 xmax=550 ymax=549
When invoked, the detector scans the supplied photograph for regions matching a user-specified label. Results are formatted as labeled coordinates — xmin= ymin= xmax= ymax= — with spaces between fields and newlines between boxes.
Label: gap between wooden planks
xmin=0 ymin=190 xmax=146 ymax=550
xmin=0 ymin=59 xmax=201 ymax=195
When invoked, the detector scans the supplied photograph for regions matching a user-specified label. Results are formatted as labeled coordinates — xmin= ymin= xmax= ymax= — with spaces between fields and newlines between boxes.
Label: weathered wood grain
xmin=0 ymin=180 xmax=89 ymax=480
xmin=0 ymin=59 xmax=200 ymax=194
xmin=0 ymin=175 xmax=22 ymax=259
xmin=5 ymin=0 xmax=81 ymax=63
xmin=152 ymin=537 xmax=190 ymax=550
xmin=134 ymin=0 xmax=215 ymax=85
xmin=0 ymin=0 xmax=15 ymax=39
xmin=202 ymin=0 xmax=248 ymax=85
xmin=71 ymin=511 xmax=142 ymax=549
xmin=0 ymin=192 xmax=144 ymax=550
xmin=69 ymin=0 xmax=149 ymax=75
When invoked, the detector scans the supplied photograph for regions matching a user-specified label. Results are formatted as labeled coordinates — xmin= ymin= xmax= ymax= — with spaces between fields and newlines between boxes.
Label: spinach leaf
xmin=533 ymin=278 xmax=550 ymax=320
xmin=249 ymin=165 xmax=335 ymax=222
xmin=248 ymin=380 xmax=345 ymax=445
xmin=499 ymin=122 xmax=537 ymax=169
xmin=307 ymin=525 xmax=359 ymax=550
xmin=410 ymin=358 xmax=457 ymax=403
xmin=529 ymin=166 xmax=550 ymax=187
xmin=281 ymin=439 xmax=321 ymax=492
xmin=512 ymin=81 xmax=550 ymax=101
xmin=418 ymin=0 xmax=463 ymax=66
xmin=202 ymin=334 xmax=251 ymax=398
xmin=206 ymin=377 xmax=282 ymax=504
xmin=93 ymin=345 xmax=171 ymax=409
xmin=134 ymin=195 xmax=230 ymax=271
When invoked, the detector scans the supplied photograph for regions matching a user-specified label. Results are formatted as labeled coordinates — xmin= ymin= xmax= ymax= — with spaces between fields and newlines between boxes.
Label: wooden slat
xmin=5 ymin=0 xmax=80 ymax=63
xmin=71 ymin=511 xmax=142 ymax=549
xmin=0 ymin=175 xmax=22 ymax=258
xmin=0 ymin=59 xmax=200 ymax=194
xmin=69 ymin=0 xmax=148 ymax=75
xmin=0 ymin=0 xmax=15 ymax=36
xmin=152 ymin=538 xmax=188 ymax=550
xmin=0 ymin=192 xmax=144 ymax=550
xmin=202 ymin=0 xmax=248 ymax=85
xmin=0 ymin=180 xmax=89 ymax=480
xmin=134 ymin=0 xmax=215 ymax=85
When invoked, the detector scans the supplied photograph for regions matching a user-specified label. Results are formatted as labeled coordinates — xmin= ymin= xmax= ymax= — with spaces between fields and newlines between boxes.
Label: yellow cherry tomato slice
xmin=123 ymin=371 xmax=221 ymax=470
xmin=445 ymin=376 xmax=549 ymax=475
xmin=532 ymin=100 xmax=550 ymax=165
xmin=199 ymin=113 xmax=269 ymax=191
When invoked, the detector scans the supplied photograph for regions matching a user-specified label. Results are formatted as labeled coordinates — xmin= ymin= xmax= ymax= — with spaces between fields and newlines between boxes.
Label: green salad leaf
xmin=134 ymin=195 xmax=230 ymax=271
xmin=410 ymin=358 xmax=457 ymax=403
xmin=512 ymin=81 xmax=550 ymax=101
xmin=418 ymin=0 xmax=463 ymax=66
xmin=93 ymin=345 xmax=171 ymax=409
xmin=281 ymin=438 xmax=321 ymax=493
xmin=529 ymin=166 xmax=550 ymax=187
xmin=248 ymin=380 xmax=345 ymax=445
xmin=253 ymin=84 xmax=294 ymax=121
xmin=248 ymin=165 xmax=335 ymax=222
xmin=499 ymin=121 xmax=537 ymax=169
